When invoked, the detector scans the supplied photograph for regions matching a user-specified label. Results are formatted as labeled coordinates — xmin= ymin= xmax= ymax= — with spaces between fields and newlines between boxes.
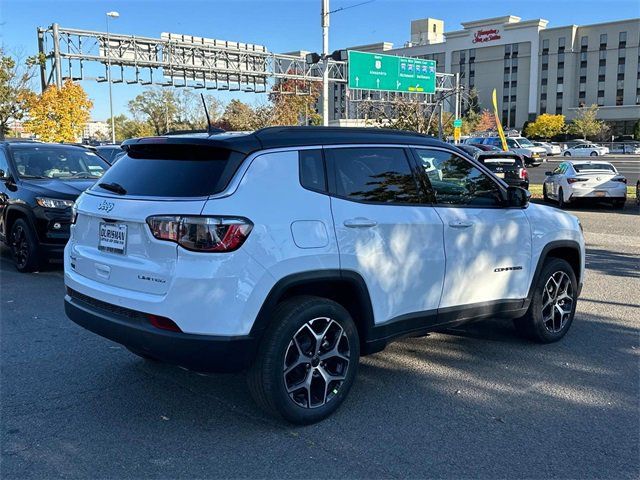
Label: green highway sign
xmin=348 ymin=50 xmax=437 ymax=94
xmin=453 ymin=119 xmax=463 ymax=128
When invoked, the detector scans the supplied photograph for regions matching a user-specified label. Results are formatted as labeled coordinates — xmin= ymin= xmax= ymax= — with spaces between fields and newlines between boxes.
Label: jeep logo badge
xmin=97 ymin=200 xmax=115 ymax=213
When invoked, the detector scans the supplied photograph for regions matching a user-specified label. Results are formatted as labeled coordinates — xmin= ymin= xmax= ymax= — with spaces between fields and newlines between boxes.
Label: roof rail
xmin=163 ymin=128 xmax=226 ymax=136
xmin=253 ymin=126 xmax=431 ymax=137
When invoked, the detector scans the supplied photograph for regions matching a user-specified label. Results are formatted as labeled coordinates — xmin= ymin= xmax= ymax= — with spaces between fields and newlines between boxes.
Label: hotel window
xmin=580 ymin=75 xmax=587 ymax=83
xmin=512 ymin=57 xmax=518 ymax=67
xmin=511 ymin=80 xmax=517 ymax=88
xmin=597 ymin=89 xmax=605 ymax=106
xmin=511 ymin=95 xmax=517 ymax=102
xmin=540 ymin=100 xmax=547 ymax=113
xmin=460 ymin=51 xmax=466 ymax=64
xmin=541 ymin=77 xmax=548 ymax=86
xmin=542 ymin=39 xmax=549 ymax=54
xmin=600 ymin=34 xmax=607 ymax=50
xmin=512 ymin=65 xmax=518 ymax=74
xmin=509 ymin=106 xmax=516 ymax=127
xmin=557 ymin=84 xmax=564 ymax=93
xmin=618 ymin=64 xmax=625 ymax=74
xmin=503 ymin=95 xmax=509 ymax=103
xmin=504 ymin=44 xmax=511 ymax=57
xmin=580 ymin=36 xmax=588 ymax=51
xmin=580 ymin=52 xmax=587 ymax=62
xmin=558 ymin=37 xmax=565 ymax=52
xmin=504 ymin=81 xmax=510 ymax=88
xmin=502 ymin=109 xmax=508 ymax=125
xmin=598 ymin=65 xmax=606 ymax=76
xmin=616 ymin=89 xmax=624 ymax=106
xmin=512 ymin=43 xmax=519 ymax=57
xmin=469 ymin=49 xmax=476 ymax=64
xmin=540 ymin=92 xmax=547 ymax=100
xmin=619 ymin=31 xmax=627 ymax=49
xmin=557 ymin=76 xmax=564 ymax=84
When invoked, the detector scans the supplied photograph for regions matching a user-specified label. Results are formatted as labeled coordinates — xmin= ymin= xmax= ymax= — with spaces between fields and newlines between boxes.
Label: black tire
xmin=513 ymin=258 xmax=578 ymax=343
xmin=557 ymin=187 xmax=568 ymax=209
xmin=247 ymin=296 xmax=360 ymax=424
xmin=563 ymin=152 xmax=571 ymax=156
xmin=590 ymin=151 xmax=598 ymax=157
xmin=542 ymin=183 xmax=550 ymax=203
xmin=9 ymin=218 xmax=41 ymax=273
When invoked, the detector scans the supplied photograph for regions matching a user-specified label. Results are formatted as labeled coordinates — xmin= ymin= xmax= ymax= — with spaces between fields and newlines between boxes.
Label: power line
xmin=328 ymin=0 xmax=376 ymax=15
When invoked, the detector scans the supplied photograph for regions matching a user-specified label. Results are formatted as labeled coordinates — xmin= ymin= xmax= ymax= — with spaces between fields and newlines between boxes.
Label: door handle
xmin=344 ymin=218 xmax=377 ymax=228
xmin=449 ymin=220 xmax=474 ymax=229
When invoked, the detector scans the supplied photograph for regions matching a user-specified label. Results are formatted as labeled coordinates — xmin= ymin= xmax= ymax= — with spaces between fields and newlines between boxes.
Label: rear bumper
xmin=570 ymin=186 xmax=627 ymax=199
xmin=65 ymin=292 xmax=258 ymax=373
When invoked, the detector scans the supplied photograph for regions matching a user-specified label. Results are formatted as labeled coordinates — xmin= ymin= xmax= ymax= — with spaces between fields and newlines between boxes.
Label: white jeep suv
xmin=64 ymin=127 xmax=585 ymax=424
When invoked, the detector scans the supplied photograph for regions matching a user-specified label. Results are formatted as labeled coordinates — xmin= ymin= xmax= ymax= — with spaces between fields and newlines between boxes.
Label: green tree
xmin=0 ymin=49 xmax=35 ymax=139
xmin=633 ymin=120 xmax=640 ymax=141
xmin=128 ymin=88 xmax=179 ymax=135
xmin=569 ymin=104 xmax=607 ymax=140
xmin=524 ymin=113 xmax=566 ymax=139
xmin=108 ymin=114 xmax=155 ymax=141
xmin=218 ymin=99 xmax=257 ymax=131
xmin=461 ymin=88 xmax=481 ymax=134
xmin=23 ymin=80 xmax=92 ymax=142
xmin=174 ymin=90 xmax=223 ymax=130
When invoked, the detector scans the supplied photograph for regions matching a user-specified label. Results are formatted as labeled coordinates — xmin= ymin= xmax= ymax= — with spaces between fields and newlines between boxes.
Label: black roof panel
xmin=122 ymin=126 xmax=450 ymax=155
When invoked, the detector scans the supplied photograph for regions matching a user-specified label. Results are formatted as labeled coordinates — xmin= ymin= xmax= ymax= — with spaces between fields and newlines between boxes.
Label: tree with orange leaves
xmin=23 ymin=79 xmax=92 ymax=142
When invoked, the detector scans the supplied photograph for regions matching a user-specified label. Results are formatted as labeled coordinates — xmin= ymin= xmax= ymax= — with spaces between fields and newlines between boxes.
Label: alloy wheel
xmin=283 ymin=317 xmax=350 ymax=409
xmin=11 ymin=226 xmax=29 ymax=269
xmin=541 ymin=271 xmax=574 ymax=333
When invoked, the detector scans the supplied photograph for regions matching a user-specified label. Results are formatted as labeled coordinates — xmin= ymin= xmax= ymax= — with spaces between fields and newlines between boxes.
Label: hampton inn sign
xmin=472 ymin=28 xmax=501 ymax=43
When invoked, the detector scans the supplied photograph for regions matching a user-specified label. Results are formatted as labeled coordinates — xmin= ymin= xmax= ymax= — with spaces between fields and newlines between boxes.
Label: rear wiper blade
xmin=97 ymin=182 xmax=127 ymax=195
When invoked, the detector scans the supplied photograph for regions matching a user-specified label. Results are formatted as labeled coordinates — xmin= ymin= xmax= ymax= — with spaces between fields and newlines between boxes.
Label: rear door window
xmin=91 ymin=145 xmax=245 ymax=197
xmin=299 ymin=149 xmax=327 ymax=192
xmin=326 ymin=147 xmax=422 ymax=204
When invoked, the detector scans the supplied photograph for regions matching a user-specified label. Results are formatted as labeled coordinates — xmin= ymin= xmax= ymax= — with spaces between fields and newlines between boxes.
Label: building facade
xmin=331 ymin=15 xmax=639 ymax=135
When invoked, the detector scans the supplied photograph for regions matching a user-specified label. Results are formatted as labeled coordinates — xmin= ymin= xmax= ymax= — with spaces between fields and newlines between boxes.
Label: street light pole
xmin=106 ymin=11 xmax=119 ymax=144
xmin=321 ymin=0 xmax=329 ymax=126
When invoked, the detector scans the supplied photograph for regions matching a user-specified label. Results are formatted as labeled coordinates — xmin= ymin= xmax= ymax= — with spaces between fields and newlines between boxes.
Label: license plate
xmin=495 ymin=172 xmax=505 ymax=178
xmin=594 ymin=191 xmax=606 ymax=197
xmin=99 ymin=223 xmax=127 ymax=254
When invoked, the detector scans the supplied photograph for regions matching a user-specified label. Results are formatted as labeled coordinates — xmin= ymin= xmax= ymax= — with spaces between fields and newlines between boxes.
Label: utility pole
xmin=106 ymin=11 xmax=119 ymax=144
xmin=321 ymin=0 xmax=330 ymax=126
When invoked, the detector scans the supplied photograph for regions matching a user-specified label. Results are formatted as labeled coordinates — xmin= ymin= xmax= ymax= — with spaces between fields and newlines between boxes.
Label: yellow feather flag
xmin=492 ymin=88 xmax=508 ymax=151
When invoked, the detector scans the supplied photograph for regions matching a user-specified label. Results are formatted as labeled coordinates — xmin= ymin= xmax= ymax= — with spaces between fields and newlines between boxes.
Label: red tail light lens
xmin=146 ymin=216 xmax=253 ymax=252
xmin=519 ymin=168 xmax=529 ymax=180
xmin=567 ymin=178 xmax=588 ymax=184
xmin=148 ymin=314 xmax=182 ymax=332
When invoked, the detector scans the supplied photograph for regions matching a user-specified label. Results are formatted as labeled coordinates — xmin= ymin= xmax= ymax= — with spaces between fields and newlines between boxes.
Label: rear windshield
xmin=91 ymin=145 xmax=245 ymax=197
xmin=574 ymin=163 xmax=615 ymax=173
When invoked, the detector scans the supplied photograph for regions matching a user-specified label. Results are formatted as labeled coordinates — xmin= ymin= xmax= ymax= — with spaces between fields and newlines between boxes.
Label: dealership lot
xmin=1 ymin=203 xmax=638 ymax=479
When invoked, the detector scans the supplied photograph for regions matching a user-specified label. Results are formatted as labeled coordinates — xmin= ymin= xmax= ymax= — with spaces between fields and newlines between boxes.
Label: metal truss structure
xmin=38 ymin=23 xmax=455 ymax=92
xmin=37 ymin=24 xmax=349 ymax=92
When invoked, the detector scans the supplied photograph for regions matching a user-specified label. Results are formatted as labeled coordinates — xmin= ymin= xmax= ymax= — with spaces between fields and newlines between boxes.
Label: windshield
xmin=12 ymin=147 xmax=108 ymax=179
xmin=516 ymin=137 xmax=534 ymax=147
xmin=574 ymin=163 xmax=616 ymax=173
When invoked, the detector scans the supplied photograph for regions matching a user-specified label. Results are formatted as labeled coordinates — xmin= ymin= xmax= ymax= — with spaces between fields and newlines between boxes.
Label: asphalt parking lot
xmin=1 ymin=202 xmax=638 ymax=479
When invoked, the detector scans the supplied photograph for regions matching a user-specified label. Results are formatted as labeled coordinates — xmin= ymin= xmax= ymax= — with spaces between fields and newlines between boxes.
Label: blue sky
xmin=2 ymin=0 xmax=639 ymax=120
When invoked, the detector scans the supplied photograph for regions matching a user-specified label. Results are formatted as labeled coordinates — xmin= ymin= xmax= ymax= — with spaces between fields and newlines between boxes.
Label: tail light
xmin=567 ymin=178 xmax=588 ymax=184
xmin=519 ymin=167 xmax=529 ymax=180
xmin=146 ymin=215 xmax=253 ymax=252
xmin=613 ymin=177 xmax=627 ymax=183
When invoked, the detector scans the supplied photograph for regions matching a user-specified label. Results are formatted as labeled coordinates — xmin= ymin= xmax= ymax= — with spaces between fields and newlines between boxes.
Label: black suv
xmin=0 ymin=141 xmax=109 ymax=271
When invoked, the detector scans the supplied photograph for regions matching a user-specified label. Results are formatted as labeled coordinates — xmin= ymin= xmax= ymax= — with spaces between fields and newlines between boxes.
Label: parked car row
xmin=463 ymin=136 xmax=546 ymax=166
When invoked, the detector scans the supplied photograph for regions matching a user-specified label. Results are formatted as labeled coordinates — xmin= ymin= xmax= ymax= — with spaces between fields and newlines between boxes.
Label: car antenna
xmin=201 ymin=93 xmax=214 ymax=136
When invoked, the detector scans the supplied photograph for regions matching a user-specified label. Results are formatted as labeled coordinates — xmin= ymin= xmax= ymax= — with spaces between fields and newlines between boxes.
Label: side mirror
xmin=506 ymin=186 xmax=530 ymax=208
xmin=545 ymin=171 xmax=553 ymax=176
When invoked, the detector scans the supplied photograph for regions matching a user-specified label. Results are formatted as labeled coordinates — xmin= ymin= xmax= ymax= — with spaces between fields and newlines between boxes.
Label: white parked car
xmin=543 ymin=160 xmax=627 ymax=209
xmin=64 ymin=127 xmax=585 ymax=424
xmin=563 ymin=143 xmax=609 ymax=157
xmin=533 ymin=141 xmax=562 ymax=156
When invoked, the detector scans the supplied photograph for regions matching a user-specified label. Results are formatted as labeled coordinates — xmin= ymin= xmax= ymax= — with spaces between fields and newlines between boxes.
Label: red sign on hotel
xmin=473 ymin=29 xmax=501 ymax=44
